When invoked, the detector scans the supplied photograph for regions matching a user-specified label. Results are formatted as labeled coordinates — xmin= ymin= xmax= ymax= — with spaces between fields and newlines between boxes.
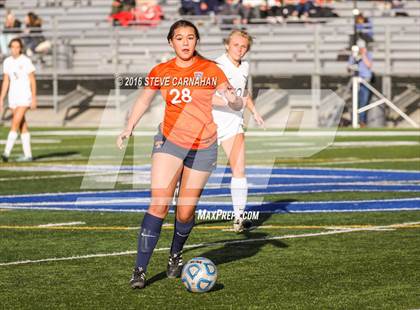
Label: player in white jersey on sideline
xmin=213 ymin=29 xmax=265 ymax=232
xmin=0 ymin=38 xmax=37 ymax=162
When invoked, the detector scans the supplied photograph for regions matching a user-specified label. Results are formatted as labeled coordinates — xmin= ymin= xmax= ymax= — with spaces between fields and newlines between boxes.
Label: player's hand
xmin=224 ymin=85 xmax=236 ymax=103
xmin=117 ymin=129 xmax=132 ymax=150
xmin=30 ymin=98 xmax=37 ymax=110
xmin=253 ymin=111 xmax=265 ymax=129
xmin=225 ymin=87 xmax=243 ymax=111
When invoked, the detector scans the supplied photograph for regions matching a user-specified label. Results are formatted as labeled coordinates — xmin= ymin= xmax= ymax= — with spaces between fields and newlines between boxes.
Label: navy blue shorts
xmin=151 ymin=129 xmax=218 ymax=172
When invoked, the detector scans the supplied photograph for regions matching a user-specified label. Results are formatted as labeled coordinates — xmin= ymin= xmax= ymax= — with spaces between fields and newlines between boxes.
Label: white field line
xmin=247 ymin=147 xmax=419 ymax=155
xmin=1 ymin=206 xmax=420 ymax=213
xmin=0 ymin=139 xmax=61 ymax=145
xmin=1 ymin=221 xmax=419 ymax=267
xmin=261 ymin=141 xmax=419 ymax=148
xmin=31 ymin=143 xmax=151 ymax=150
xmin=30 ymin=130 xmax=420 ymax=137
xmin=0 ymin=165 xmax=149 ymax=173
xmin=300 ymin=158 xmax=420 ymax=166
xmin=0 ymin=164 xmax=418 ymax=174
xmin=250 ymin=165 xmax=420 ymax=174
xmin=246 ymin=131 xmax=420 ymax=137
xmin=0 ymin=172 xmax=359 ymax=181
xmin=0 ymin=172 xmax=134 ymax=182
xmin=4 ymin=154 xmax=417 ymax=163
xmin=1 ymin=195 xmax=420 ymax=211
xmin=38 ymin=222 xmax=86 ymax=227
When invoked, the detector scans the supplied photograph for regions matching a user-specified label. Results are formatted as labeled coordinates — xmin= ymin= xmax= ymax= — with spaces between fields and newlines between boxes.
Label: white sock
xmin=21 ymin=132 xmax=32 ymax=158
xmin=231 ymin=177 xmax=248 ymax=219
xmin=4 ymin=131 xmax=18 ymax=157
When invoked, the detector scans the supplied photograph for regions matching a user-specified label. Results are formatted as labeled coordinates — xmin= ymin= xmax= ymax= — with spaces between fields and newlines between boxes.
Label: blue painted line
xmin=1 ymin=184 xmax=419 ymax=205
xmin=1 ymin=167 xmax=419 ymax=213
xmin=1 ymin=198 xmax=419 ymax=213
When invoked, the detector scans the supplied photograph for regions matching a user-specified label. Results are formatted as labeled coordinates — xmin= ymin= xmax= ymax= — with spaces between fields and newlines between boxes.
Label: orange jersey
xmin=147 ymin=56 xmax=228 ymax=150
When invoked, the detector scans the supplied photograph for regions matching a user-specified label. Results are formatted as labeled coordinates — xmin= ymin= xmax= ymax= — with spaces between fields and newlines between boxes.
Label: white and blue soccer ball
xmin=181 ymin=257 xmax=217 ymax=293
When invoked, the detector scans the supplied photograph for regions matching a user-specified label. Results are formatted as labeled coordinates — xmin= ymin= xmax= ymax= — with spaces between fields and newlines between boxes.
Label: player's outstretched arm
xmin=117 ymin=88 xmax=157 ymax=149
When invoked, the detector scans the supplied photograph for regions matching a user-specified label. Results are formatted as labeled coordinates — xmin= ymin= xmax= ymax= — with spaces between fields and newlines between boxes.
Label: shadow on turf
xmin=33 ymin=151 xmax=80 ymax=161
xmin=147 ymin=204 xmax=293 ymax=288
xmin=189 ymin=212 xmax=288 ymax=272
xmin=146 ymin=273 xmax=225 ymax=292
xmin=190 ymin=230 xmax=288 ymax=267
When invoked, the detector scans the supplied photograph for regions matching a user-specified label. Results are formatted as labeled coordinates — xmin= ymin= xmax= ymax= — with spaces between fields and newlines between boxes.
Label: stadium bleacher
xmin=0 ymin=0 xmax=419 ymax=127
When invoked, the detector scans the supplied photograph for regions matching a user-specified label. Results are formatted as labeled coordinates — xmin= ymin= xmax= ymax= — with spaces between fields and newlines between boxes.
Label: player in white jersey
xmin=213 ymin=30 xmax=264 ymax=232
xmin=0 ymin=38 xmax=37 ymax=162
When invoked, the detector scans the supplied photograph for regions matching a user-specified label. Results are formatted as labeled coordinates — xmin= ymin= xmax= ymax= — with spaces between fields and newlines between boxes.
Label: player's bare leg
xmin=167 ymin=166 xmax=211 ymax=278
xmin=18 ymin=114 xmax=32 ymax=161
xmin=221 ymin=133 xmax=251 ymax=232
xmin=131 ymin=153 xmax=183 ymax=289
xmin=2 ymin=107 xmax=28 ymax=162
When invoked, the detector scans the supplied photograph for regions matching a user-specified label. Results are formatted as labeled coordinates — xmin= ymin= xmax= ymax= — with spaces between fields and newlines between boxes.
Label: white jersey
xmin=3 ymin=54 xmax=35 ymax=107
xmin=213 ymin=53 xmax=249 ymax=142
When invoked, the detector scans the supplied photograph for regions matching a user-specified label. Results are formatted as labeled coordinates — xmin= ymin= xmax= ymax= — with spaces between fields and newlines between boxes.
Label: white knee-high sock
xmin=4 ymin=131 xmax=18 ymax=156
xmin=21 ymin=132 xmax=32 ymax=158
xmin=231 ymin=177 xmax=248 ymax=219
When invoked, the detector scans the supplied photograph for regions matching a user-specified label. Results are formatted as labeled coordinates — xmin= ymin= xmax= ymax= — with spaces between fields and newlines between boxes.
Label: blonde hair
xmin=223 ymin=29 xmax=253 ymax=52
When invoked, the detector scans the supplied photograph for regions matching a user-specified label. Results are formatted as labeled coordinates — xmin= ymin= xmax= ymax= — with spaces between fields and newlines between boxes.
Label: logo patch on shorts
xmin=154 ymin=140 xmax=163 ymax=149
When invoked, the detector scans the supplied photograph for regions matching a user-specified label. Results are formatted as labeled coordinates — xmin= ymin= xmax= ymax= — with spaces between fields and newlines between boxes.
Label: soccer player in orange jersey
xmin=117 ymin=19 xmax=242 ymax=289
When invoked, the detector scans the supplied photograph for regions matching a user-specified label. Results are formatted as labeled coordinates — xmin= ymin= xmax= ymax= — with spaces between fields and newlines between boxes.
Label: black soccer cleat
xmin=1 ymin=154 xmax=8 ymax=163
xmin=233 ymin=216 xmax=253 ymax=233
xmin=130 ymin=267 xmax=146 ymax=289
xmin=166 ymin=251 xmax=183 ymax=278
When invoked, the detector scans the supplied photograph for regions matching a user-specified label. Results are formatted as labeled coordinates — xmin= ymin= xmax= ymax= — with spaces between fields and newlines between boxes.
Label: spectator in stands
xmin=134 ymin=0 xmax=164 ymax=25
xmin=240 ymin=0 xmax=267 ymax=24
xmin=347 ymin=39 xmax=373 ymax=127
xmin=21 ymin=12 xmax=48 ymax=57
xmin=378 ymin=0 xmax=408 ymax=17
xmin=0 ymin=11 xmax=22 ymax=57
xmin=355 ymin=12 xmax=373 ymax=43
xmin=288 ymin=0 xmax=337 ymax=20
xmin=198 ymin=0 xmax=219 ymax=15
xmin=110 ymin=0 xmax=136 ymax=25
xmin=290 ymin=0 xmax=315 ymax=20
xmin=391 ymin=0 xmax=408 ymax=16
xmin=179 ymin=0 xmax=201 ymax=15
xmin=217 ymin=0 xmax=242 ymax=25
xmin=266 ymin=0 xmax=286 ymax=23
xmin=111 ymin=0 xmax=136 ymax=15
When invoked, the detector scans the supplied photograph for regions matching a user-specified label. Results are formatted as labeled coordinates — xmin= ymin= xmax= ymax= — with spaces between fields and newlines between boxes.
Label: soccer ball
xmin=181 ymin=257 xmax=217 ymax=293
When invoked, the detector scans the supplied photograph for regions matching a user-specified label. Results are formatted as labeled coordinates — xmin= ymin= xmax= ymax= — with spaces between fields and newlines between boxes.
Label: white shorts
xmin=8 ymin=101 xmax=31 ymax=109
xmin=214 ymin=111 xmax=244 ymax=145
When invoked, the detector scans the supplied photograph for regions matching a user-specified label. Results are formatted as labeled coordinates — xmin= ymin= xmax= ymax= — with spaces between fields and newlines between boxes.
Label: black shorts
xmin=151 ymin=129 xmax=218 ymax=172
